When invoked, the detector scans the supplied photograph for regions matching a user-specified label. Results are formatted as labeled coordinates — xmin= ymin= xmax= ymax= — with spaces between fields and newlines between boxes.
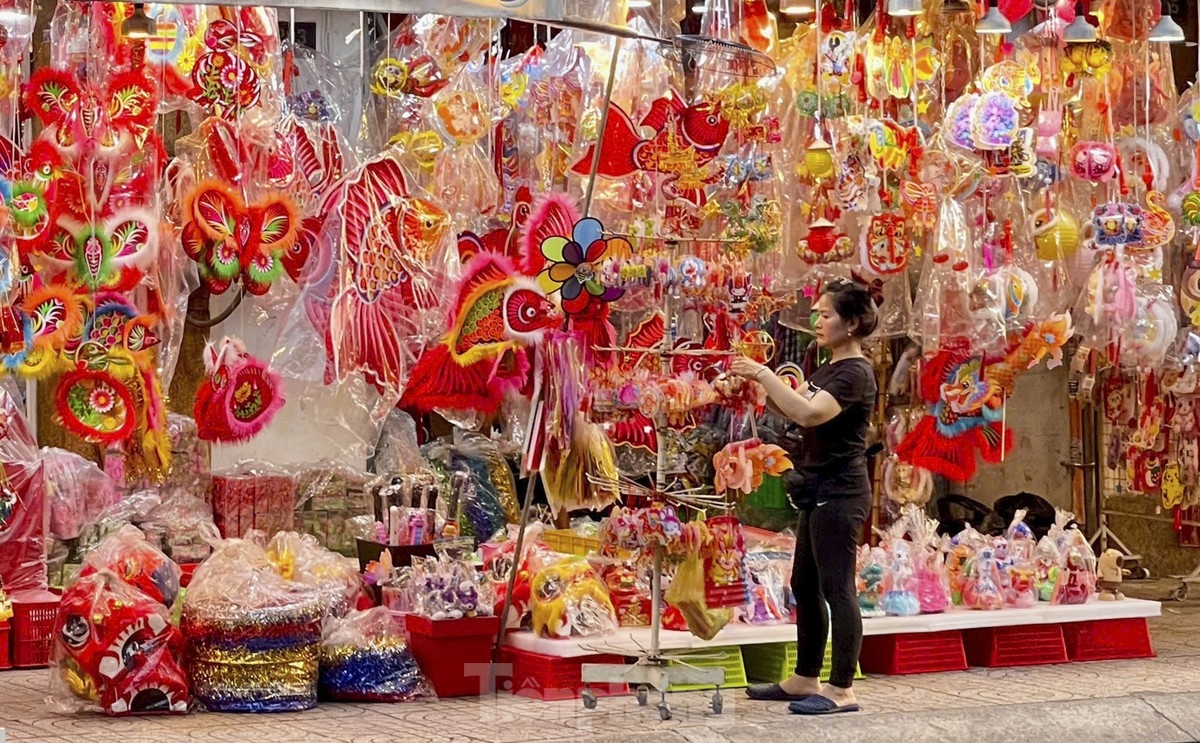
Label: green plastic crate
xmin=666 ymin=646 xmax=747 ymax=691
xmin=746 ymin=475 xmax=790 ymax=511
xmin=742 ymin=641 xmax=863 ymax=683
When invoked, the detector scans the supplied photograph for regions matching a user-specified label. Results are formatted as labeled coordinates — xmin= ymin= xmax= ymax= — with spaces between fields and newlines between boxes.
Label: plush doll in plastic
xmin=530 ymin=560 xmax=617 ymax=639
xmin=54 ymin=571 xmax=189 ymax=716
xmin=915 ymin=547 xmax=952 ymax=614
xmin=856 ymin=546 xmax=886 ymax=618
xmin=1033 ymin=537 xmax=1061 ymax=602
xmin=963 ymin=547 xmax=1004 ymax=611
xmin=879 ymin=541 xmax=920 ymax=617
xmin=1052 ymin=547 xmax=1095 ymax=605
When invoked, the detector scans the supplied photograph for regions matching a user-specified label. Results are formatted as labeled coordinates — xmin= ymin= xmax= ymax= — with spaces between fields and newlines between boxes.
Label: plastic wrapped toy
xmin=879 ymin=541 xmax=920 ymax=617
xmin=1033 ymin=536 xmax=1062 ymax=602
xmin=411 ymin=553 xmax=492 ymax=621
xmin=52 ymin=570 xmax=189 ymax=716
xmin=962 ymin=547 xmax=1004 ymax=611
xmin=530 ymin=559 xmax=617 ymax=639
xmin=1052 ymin=545 xmax=1096 ymax=605
xmin=78 ymin=525 xmax=182 ymax=608
xmin=857 ymin=545 xmax=887 ymax=618
xmin=319 ymin=607 xmax=433 ymax=702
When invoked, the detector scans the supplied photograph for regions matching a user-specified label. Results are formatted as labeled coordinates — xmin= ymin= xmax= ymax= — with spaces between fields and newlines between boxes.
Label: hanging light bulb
xmin=1147 ymin=14 xmax=1186 ymax=43
xmin=888 ymin=0 xmax=924 ymax=16
xmin=627 ymin=0 xmax=652 ymax=8
xmin=691 ymin=0 xmax=707 ymax=12
xmin=976 ymin=0 xmax=1011 ymax=34
xmin=122 ymin=3 xmax=156 ymax=39
xmin=941 ymin=0 xmax=972 ymax=12
xmin=781 ymin=2 xmax=816 ymax=15
xmin=1062 ymin=1 xmax=1096 ymax=43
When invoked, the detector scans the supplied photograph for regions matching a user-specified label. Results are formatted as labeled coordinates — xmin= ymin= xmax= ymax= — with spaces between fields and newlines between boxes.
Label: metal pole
xmin=583 ymin=35 xmax=623 ymax=218
xmin=489 ymin=470 xmax=541 ymax=686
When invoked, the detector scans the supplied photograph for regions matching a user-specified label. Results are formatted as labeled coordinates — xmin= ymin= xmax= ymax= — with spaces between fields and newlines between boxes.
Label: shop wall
xmin=962 ymin=365 xmax=1072 ymax=511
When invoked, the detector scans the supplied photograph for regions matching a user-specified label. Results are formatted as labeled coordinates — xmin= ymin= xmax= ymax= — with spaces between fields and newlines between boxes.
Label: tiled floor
xmin=3 ymin=581 xmax=1199 ymax=743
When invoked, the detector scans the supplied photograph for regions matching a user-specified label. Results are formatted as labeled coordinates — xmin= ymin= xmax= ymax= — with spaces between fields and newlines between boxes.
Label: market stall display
xmin=0 ymin=0 xmax=1189 ymax=721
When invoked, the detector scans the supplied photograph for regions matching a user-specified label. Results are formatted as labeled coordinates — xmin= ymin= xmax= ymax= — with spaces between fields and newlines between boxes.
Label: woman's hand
xmin=729 ymin=356 xmax=769 ymax=381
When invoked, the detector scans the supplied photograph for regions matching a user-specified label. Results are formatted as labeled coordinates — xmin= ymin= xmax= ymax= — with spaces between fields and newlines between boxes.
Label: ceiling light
xmin=1148 ymin=14 xmax=1186 ymax=43
xmin=976 ymin=2 xmax=1011 ymax=34
xmin=122 ymin=3 xmax=156 ymax=39
xmin=691 ymin=0 xmax=706 ymax=12
xmin=1062 ymin=14 xmax=1097 ymax=42
xmin=888 ymin=0 xmax=924 ymax=17
xmin=781 ymin=2 xmax=815 ymax=15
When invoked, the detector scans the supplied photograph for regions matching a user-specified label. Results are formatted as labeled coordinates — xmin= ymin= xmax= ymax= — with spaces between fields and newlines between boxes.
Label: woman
xmin=732 ymin=278 xmax=879 ymax=716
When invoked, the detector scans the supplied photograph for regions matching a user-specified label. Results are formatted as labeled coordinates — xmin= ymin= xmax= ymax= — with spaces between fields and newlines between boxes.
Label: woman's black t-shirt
xmin=781 ymin=357 xmax=876 ymax=505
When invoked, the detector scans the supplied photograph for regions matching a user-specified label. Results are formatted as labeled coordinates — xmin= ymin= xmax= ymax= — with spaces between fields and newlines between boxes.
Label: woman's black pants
xmin=791 ymin=492 xmax=871 ymax=689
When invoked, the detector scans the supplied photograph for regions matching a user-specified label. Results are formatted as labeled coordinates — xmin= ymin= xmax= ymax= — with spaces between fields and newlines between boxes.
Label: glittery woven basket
xmin=189 ymin=643 xmax=320 ymax=712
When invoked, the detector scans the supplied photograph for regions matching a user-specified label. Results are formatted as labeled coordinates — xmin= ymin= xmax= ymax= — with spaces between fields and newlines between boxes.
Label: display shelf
xmin=506 ymin=599 xmax=1161 ymax=659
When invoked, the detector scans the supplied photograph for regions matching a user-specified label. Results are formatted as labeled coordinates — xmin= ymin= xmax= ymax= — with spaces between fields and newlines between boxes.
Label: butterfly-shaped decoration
xmin=39 ymin=208 xmax=158 ymax=291
xmin=181 ymin=179 xmax=299 ymax=296
xmin=23 ymin=68 xmax=157 ymax=161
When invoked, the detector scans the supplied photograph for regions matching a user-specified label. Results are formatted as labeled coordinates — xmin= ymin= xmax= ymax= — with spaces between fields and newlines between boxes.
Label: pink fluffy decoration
xmin=519 ymin=191 xmax=582 ymax=276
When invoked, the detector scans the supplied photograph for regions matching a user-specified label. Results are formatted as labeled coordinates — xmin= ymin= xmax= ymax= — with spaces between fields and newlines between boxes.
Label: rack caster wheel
xmin=1171 ymin=583 xmax=1189 ymax=601
xmin=1135 ymin=567 xmax=1150 ymax=580
xmin=636 ymin=686 xmax=649 ymax=706
xmin=581 ymin=689 xmax=597 ymax=710
xmin=711 ymin=691 xmax=723 ymax=715
xmin=658 ymin=702 xmax=672 ymax=721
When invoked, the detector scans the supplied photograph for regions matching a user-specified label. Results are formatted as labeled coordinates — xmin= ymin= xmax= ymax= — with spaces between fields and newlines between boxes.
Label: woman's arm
xmin=753 ymin=369 xmax=843 ymax=428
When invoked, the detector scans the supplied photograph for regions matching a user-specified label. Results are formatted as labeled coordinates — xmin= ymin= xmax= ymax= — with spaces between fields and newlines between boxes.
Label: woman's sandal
xmin=788 ymin=694 xmax=861 ymax=715
xmin=744 ymin=683 xmax=816 ymax=702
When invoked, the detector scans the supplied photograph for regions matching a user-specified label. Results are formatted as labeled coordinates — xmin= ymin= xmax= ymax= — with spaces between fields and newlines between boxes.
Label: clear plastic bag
xmin=181 ymin=538 xmax=325 ymax=713
xmin=265 ymin=531 xmax=362 ymax=618
xmin=79 ymin=525 xmax=182 ymax=608
xmin=51 ymin=570 xmax=189 ymax=716
xmin=319 ymin=607 xmax=434 ymax=702
xmin=42 ymin=448 xmax=120 ymax=541
xmin=530 ymin=558 xmax=617 ymax=639
xmin=410 ymin=554 xmax=493 ymax=621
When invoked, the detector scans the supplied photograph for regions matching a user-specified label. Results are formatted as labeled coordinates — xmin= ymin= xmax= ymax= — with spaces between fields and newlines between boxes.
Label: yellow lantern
xmin=1033 ymin=209 xmax=1080 ymax=261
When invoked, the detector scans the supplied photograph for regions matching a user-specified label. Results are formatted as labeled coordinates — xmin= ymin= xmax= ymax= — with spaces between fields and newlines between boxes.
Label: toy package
xmin=530 ymin=558 xmax=618 ymax=639
xmin=78 ymin=525 xmax=182 ymax=608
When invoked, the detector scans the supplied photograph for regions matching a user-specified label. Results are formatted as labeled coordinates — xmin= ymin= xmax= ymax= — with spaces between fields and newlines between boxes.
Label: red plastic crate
xmin=1062 ymin=618 xmax=1155 ymax=662
xmin=859 ymin=630 xmax=967 ymax=675
xmin=179 ymin=563 xmax=198 ymax=588
xmin=964 ymin=624 xmax=1068 ymax=668
xmin=498 ymin=647 xmax=628 ymax=701
xmin=405 ymin=614 xmax=501 ymax=698
xmin=12 ymin=592 xmax=59 ymax=668
xmin=0 ymin=620 xmax=11 ymax=669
